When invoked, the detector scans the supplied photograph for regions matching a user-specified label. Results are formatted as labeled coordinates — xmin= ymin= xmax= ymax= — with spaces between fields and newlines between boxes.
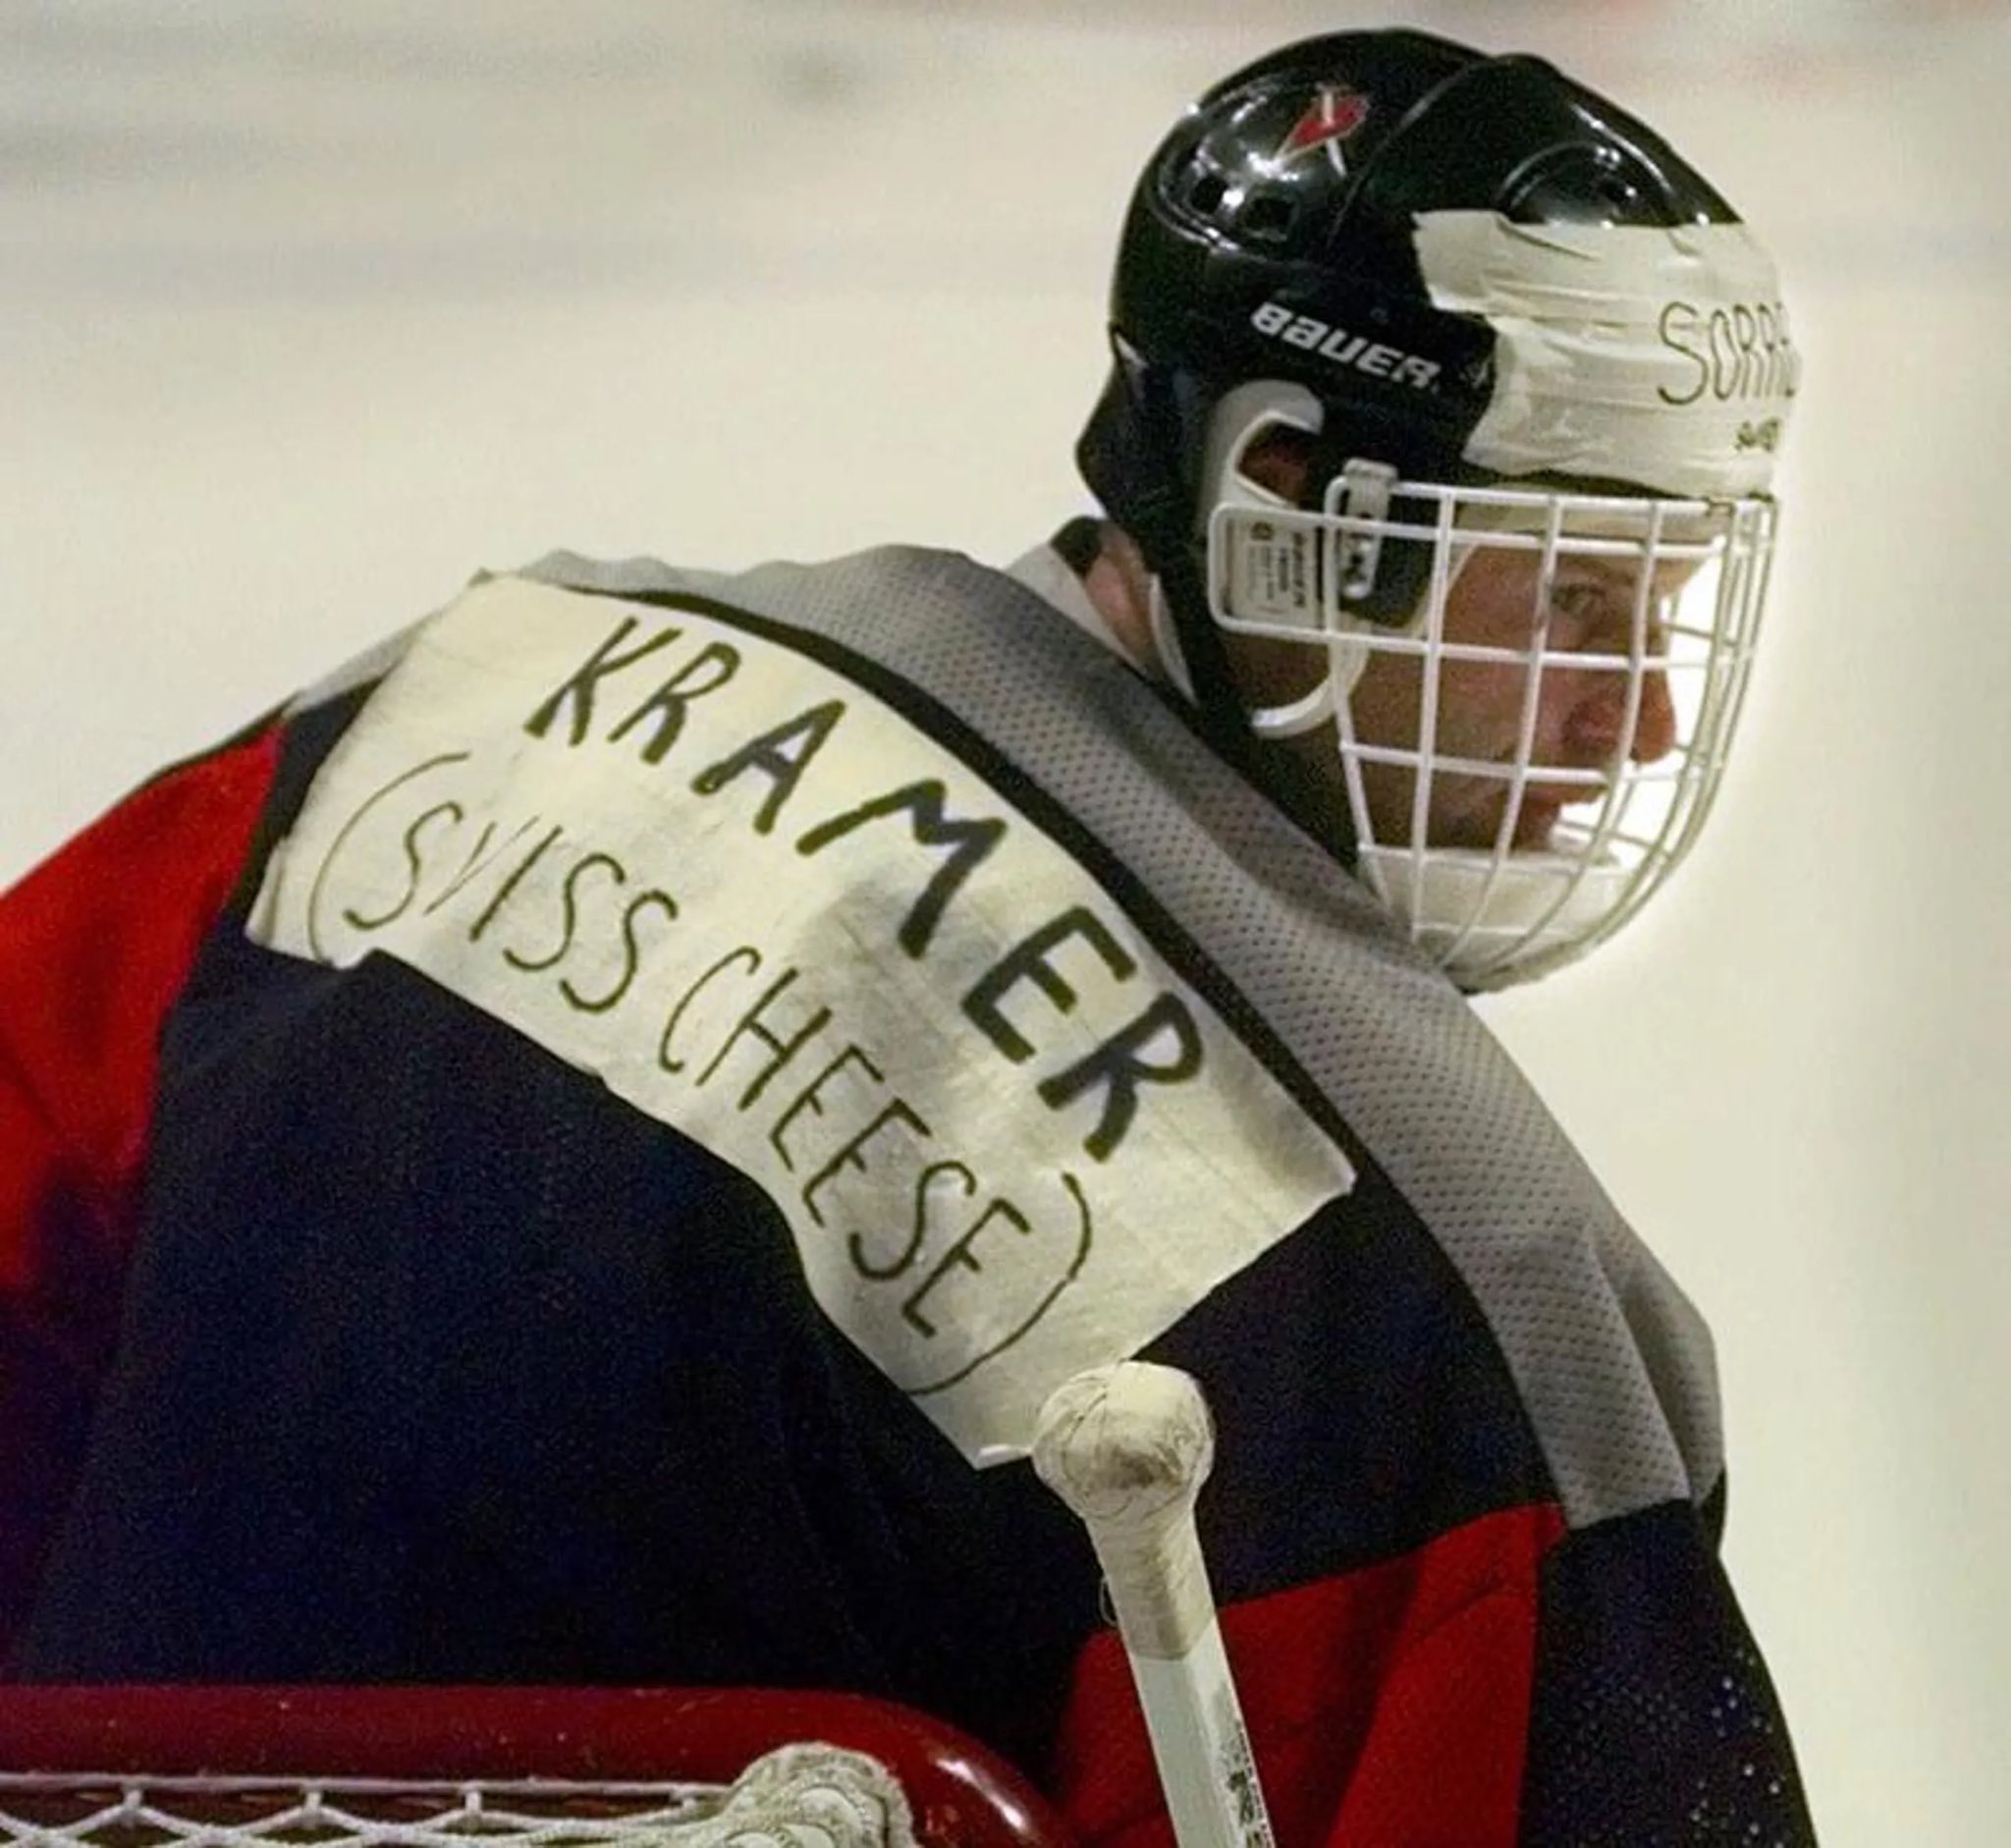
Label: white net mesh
xmin=0 ymin=1693 xmax=1022 ymax=1848
xmin=0 ymin=1775 xmax=720 ymax=1848
xmin=0 ymin=1738 xmax=927 ymax=1848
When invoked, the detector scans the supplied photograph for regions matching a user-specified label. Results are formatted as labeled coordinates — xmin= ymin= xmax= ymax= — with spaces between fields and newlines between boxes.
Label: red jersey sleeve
xmin=1046 ymin=1501 xmax=1563 ymax=1848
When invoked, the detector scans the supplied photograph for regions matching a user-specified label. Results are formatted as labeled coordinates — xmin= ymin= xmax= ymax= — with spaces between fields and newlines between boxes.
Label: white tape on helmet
xmin=1412 ymin=212 xmax=1797 ymax=500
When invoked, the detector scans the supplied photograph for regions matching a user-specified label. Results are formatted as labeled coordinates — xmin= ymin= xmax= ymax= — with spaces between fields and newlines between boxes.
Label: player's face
xmin=1230 ymin=541 xmax=1686 ymax=853
xmin=1343 ymin=544 xmax=1685 ymax=851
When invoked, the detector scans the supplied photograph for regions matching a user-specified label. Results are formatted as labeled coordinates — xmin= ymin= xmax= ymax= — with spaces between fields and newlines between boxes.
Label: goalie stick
xmin=1032 ymin=1362 xmax=1277 ymax=1848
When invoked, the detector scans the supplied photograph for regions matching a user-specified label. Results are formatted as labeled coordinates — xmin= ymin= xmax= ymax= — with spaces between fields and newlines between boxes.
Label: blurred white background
xmin=4 ymin=3 xmax=2006 ymax=1839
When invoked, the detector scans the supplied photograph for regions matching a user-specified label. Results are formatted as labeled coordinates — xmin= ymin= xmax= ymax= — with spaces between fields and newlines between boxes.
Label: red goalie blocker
xmin=0 ymin=1683 xmax=1072 ymax=1848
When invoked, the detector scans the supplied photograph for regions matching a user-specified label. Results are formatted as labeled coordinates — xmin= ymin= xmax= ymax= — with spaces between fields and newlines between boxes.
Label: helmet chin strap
xmin=1147 ymin=569 xmax=1358 ymax=744
xmin=1146 ymin=565 xmax=1351 ymax=741
xmin=1246 ymin=679 xmax=1338 ymax=741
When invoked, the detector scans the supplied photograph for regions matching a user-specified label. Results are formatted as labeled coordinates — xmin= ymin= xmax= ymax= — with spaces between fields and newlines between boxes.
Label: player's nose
xmin=1564 ymin=665 xmax=1677 ymax=766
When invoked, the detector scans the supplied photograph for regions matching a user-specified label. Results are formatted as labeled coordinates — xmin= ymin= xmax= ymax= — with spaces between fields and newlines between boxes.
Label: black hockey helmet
xmin=1077 ymin=28 xmax=1747 ymax=752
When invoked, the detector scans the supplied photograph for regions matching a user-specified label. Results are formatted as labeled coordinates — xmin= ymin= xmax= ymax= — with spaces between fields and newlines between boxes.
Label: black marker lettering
xmin=800 ymin=1095 xmax=933 ymax=1238
xmin=697 ymin=965 xmax=832 ymax=1109
xmin=564 ymin=888 xmax=679 ymax=1014
xmin=770 ymin=1043 xmax=885 ymax=1172
xmin=900 ymin=1193 xmax=1032 ymax=1336
xmin=422 ymin=815 xmax=547 ymax=918
xmin=659 ymin=945 xmax=762 ymax=1074
xmin=524 ymin=617 xmax=682 ymax=746
xmin=307 ymin=752 xmax=469 ymax=963
xmin=807 ymin=1098 xmax=934 ymax=1236
xmin=906 ymin=1171 xmax=1095 ymax=1396
xmin=343 ymin=799 xmax=459 ymax=933
xmin=794 ymin=780 xmax=1007 ymax=956
xmin=467 ymin=824 xmax=565 ymax=942
xmin=849 ymin=1154 xmax=965 ymax=1281
xmin=1037 ymin=992 xmax=1205 ymax=1162
xmin=504 ymin=850 xmax=624 ymax=974
xmin=691 ymin=699 xmax=845 ymax=835
xmin=962 ymin=906 xmax=1138 ymax=1061
xmin=607 ymin=641 xmax=742 ymax=765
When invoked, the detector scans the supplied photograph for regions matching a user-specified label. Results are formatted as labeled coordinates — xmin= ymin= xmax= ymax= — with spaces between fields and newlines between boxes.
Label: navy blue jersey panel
xmin=0 ymin=1179 xmax=125 ymax=1653
xmin=1519 ymin=1498 xmax=1817 ymax=1846
xmin=15 ymin=949 xmax=1094 ymax=1763
xmin=1147 ymin=1170 xmax=1554 ymax=1607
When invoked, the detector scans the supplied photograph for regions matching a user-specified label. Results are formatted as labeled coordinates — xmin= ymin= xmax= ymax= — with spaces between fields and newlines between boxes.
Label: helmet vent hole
xmin=1240 ymin=193 xmax=1297 ymax=242
xmin=1186 ymin=171 xmax=1228 ymax=214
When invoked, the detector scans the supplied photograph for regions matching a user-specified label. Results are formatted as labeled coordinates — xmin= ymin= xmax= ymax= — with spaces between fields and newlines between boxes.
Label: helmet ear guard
xmin=1086 ymin=370 xmax=1457 ymax=697
xmin=1208 ymin=445 xmax=1451 ymax=639
xmin=1076 ymin=345 xmax=1272 ymax=780
xmin=1198 ymin=382 xmax=1440 ymax=634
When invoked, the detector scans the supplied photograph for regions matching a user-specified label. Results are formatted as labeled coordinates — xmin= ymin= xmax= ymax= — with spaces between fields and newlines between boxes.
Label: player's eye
xmin=1544 ymin=579 xmax=1616 ymax=642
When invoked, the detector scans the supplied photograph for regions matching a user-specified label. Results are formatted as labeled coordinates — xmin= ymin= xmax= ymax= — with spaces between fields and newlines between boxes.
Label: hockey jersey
xmin=0 ymin=545 xmax=1816 ymax=1845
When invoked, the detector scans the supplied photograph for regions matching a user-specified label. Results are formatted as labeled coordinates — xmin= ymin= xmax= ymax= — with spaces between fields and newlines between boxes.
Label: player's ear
xmin=1239 ymin=425 xmax=1316 ymax=503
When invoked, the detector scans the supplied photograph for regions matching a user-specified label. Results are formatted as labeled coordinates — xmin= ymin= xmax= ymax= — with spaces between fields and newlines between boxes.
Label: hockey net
xmin=0 ymin=1687 xmax=1069 ymax=1848
xmin=0 ymin=1772 xmax=723 ymax=1848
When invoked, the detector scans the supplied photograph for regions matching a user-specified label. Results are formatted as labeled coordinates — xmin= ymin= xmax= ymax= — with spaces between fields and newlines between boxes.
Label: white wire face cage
xmin=1203 ymin=455 xmax=1779 ymax=991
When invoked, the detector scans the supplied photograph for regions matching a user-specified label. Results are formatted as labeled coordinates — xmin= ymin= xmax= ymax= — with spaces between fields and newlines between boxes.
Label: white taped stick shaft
xmin=1034 ymin=1364 xmax=1276 ymax=1848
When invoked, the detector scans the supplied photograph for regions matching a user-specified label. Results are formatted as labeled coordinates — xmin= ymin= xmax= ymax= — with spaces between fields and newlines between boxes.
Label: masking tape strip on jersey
xmin=1411 ymin=212 xmax=1798 ymax=501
